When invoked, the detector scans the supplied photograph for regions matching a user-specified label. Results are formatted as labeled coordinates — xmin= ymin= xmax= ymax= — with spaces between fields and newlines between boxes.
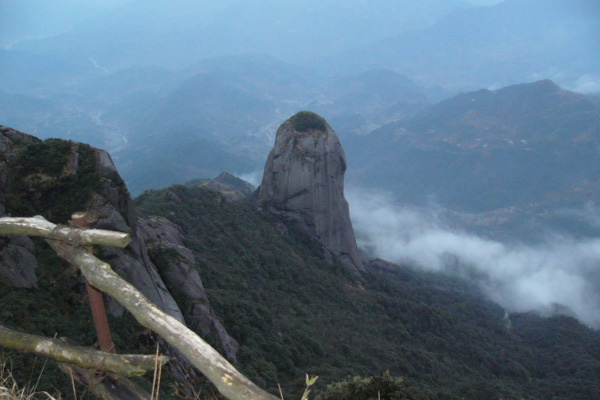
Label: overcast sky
xmin=0 ymin=0 xmax=506 ymax=46
xmin=466 ymin=0 xmax=505 ymax=5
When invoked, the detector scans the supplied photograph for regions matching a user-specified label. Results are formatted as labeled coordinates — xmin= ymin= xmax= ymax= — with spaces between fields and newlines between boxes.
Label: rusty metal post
xmin=71 ymin=212 xmax=116 ymax=354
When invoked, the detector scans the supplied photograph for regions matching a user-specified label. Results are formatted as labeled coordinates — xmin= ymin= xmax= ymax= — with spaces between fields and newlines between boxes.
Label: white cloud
xmin=348 ymin=188 xmax=600 ymax=327
xmin=571 ymin=75 xmax=600 ymax=94
xmin=235 ymin=169 xmax=263 ymax=187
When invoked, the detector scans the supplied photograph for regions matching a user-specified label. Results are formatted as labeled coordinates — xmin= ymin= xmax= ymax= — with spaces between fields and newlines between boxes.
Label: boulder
xmin=0 ymin=235 xmax=38 ymax=288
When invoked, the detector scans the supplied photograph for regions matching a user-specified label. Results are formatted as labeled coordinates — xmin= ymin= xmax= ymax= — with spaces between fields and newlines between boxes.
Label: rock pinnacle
xmin=256 ymin=111 xmax=364 ymax=275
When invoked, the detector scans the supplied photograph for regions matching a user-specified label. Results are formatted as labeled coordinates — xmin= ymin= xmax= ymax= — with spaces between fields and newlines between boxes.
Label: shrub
xmin=316 ymin=371 xmax=428 ymax=400
xmin=291 ymin=112 xmax=327 ymax=133
xmin=4 ymin=139 xmax=100 ymax=223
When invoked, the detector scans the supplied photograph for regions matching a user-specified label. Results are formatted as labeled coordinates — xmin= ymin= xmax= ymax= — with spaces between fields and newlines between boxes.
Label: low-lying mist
xmin=347 ymin=188 xmax=600 ymax=328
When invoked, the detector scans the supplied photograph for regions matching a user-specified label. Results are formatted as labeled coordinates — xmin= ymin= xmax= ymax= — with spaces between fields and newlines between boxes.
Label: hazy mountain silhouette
xmin=323 ymin=0 xmax=600 ymax=90
xmin=346 ymin=80 xmax=600 ymax=213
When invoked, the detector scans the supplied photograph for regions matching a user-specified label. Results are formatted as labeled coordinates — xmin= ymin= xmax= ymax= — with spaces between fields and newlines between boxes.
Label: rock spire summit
xmin=256 ymin=112 xmax=364 ymax=275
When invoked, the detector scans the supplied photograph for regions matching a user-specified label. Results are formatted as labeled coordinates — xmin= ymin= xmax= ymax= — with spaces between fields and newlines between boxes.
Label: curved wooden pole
xmin=0 ymin=216 xmax=131 ymax=248
xmin=0 ymin=324 xmax=168 ymax=377
xmin=0 ymin=215 xmax=279 ymax=400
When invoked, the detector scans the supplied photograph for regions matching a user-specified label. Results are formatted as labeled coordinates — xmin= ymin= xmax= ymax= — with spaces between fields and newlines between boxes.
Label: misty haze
xmin=1 ymin=0 xmax=600 ymax=399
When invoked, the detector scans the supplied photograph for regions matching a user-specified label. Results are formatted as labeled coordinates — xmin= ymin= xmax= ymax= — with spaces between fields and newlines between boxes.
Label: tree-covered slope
xmin=135 ymin=185 xmax=600 ymax=399
xmin=346 ymin=80 xmax=600 ymax=213
xmin=1 ymin=128 xmax=599 ymax=399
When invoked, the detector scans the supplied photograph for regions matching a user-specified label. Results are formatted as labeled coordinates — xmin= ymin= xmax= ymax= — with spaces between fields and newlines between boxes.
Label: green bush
xmin=291 ymin=111 xmax=327 ymax=132
xmin=3 ymin=139 xmax=100 ymax=223
xmin=317 ymin=371 xmax=428 ymax=400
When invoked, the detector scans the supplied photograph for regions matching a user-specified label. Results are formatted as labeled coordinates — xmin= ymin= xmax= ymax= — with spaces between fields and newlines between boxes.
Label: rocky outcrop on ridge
xmin=139 ymin=216 xmax=239 ymax=361
xmin=0 ymin=233 xmax=38 ymax=288
xmin=185 ymin=172 xmax=255 ymax=202
xmin=0 ymin=125 xmax=237 ymax=366
xmin=255 ymin=112 xmax=364 ymax=275
xmin=0 ymin=127 xmax=40 ymax=287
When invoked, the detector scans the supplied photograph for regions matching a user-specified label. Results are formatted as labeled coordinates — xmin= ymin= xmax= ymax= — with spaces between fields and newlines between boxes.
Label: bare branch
xmin=0 ymin=216 xmax=131 ymax=248
xmin=0 ymin=324 xmax=168 ymax=377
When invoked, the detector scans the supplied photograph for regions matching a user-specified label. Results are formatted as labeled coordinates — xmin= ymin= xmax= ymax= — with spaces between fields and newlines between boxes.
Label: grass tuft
xmin=0 ymin=358 xmax=60 ymax=400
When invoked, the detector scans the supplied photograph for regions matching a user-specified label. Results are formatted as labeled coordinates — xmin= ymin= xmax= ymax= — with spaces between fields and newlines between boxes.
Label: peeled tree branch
xmin=0 ymin=216 xmax=279 ymax=400
xmin=0 ymin=216 xmax=131 ymax=248
xmin=0 ymin=325 xmax=168 ymax=377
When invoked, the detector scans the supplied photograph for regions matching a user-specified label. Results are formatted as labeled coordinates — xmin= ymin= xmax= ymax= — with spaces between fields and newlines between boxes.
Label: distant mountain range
xmin=5 ymin=0 xmax=597 ymax=94
xmin=1 ymin=0 xmax=598 ymax=208
xmin=322 ymin=0 xmax=600 ymax=90
xmin=2 ymin=0 xmax=600 ymax=240
xmin=7 ymin=0 xmax=471 ymax=70
xmin=0 ymin=54 xmax=437 ymax=194
xmin=343 ymin=79 xmax=600 ymax=240
xmin=3 ymin=53 xmax=600 ymax=236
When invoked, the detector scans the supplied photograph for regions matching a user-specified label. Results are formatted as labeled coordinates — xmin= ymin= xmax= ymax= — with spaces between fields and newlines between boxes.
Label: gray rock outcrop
xmin=0 ymin=234 xmax=38 ymax=288
xmin=0 ymin=127 xmax=41 ymax=288
xmin=255 ymin=112 xmax=364 ymax=275
xmin=0 ymin=125 xmax=238 ymax=376
xmin=82 ymin=148 xmax=186 ymax=323
xmin=139 ymin=217 xmax=239 ymax=361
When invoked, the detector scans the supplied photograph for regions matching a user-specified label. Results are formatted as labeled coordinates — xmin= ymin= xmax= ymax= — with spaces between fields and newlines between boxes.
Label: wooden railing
xmin=0 ymin=215 xmax=280 ymax=400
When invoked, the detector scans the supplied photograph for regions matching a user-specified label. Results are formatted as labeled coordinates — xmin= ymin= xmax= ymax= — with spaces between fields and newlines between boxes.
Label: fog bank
xmin=348 ymin=188 xmax=600 ymax=328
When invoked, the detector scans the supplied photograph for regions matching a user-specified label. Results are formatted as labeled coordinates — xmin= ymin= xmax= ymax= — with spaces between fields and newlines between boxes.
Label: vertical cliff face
xmin=256 ymin=112 xmax=364 ymax=275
